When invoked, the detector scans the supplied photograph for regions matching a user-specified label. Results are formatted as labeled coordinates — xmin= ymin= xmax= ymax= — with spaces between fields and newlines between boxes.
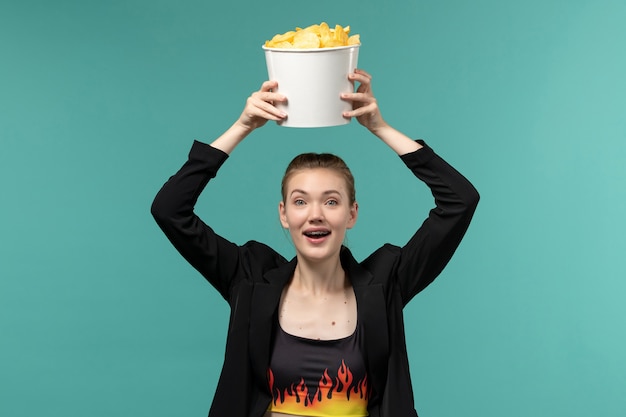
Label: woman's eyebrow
xmin=289 ymin=189 xmax=342 ymax=197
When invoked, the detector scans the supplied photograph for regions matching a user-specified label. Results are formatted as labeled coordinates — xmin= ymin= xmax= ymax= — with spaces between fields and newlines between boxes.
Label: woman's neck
xmin=292 ymin=256 xmax=347 ymax=295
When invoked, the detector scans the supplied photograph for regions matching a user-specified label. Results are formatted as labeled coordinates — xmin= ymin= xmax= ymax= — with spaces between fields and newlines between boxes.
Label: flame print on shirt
xmin=267 ymin=360 xmax=370 ymax=417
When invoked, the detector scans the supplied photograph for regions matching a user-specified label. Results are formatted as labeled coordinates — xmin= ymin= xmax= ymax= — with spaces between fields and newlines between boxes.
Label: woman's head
xmin=279 ymin=153 xmax=358 ymax=263
xmin=281 ymin=153 xmax=356 ymax=205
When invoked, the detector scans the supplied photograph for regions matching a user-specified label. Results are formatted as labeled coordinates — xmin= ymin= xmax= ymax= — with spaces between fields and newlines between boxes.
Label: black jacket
xmin=151 ymin=140 xmax=479 ymax=417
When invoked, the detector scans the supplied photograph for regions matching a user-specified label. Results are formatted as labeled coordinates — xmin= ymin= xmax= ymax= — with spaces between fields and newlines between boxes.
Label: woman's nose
xmin=308 ymin=204 xmax=324 ymax=222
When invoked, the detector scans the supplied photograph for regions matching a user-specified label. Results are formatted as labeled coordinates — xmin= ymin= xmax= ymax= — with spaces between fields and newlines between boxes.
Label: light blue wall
xmin=1 ymin=1 xmax=625 ymax=416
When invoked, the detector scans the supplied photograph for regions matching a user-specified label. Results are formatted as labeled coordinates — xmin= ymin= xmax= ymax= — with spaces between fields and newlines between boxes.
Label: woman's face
xmin=279 ymin=168 xmax=358 ymax=263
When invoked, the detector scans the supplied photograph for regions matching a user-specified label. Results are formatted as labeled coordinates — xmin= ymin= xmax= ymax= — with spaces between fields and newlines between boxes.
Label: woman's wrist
xmin=371 ymin=124 xmax=422 ymax=156
xmin=210 ymin=121 xmax=251 ymax=155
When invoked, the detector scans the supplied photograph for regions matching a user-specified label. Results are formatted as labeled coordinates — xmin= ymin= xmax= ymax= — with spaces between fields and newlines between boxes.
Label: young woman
xmin=151 ymin=69 xmax=479 ymax=417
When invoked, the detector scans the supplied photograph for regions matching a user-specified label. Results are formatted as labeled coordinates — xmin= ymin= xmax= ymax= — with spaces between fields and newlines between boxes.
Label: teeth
xmin=306 ymin=231 xmax=329 ymax=237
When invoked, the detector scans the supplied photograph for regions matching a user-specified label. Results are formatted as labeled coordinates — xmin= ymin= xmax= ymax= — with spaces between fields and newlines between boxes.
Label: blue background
xmin=1 ymin=0 xmax=625 ymax=416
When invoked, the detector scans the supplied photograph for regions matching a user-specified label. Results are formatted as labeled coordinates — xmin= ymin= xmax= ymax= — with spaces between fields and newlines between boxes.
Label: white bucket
xmin=263 ymin=45 xmax=360 ymax=128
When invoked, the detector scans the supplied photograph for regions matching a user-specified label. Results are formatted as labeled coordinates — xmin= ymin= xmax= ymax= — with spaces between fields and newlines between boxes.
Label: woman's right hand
xmin=210 ymin=81 xmax=287 ymax=154
xmin=235 ymin=81 xmax=287 ymax=132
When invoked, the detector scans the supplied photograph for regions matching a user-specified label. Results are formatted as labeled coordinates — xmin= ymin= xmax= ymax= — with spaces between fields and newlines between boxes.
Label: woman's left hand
xmin=341 ymin=69 xmax=388 ymax=133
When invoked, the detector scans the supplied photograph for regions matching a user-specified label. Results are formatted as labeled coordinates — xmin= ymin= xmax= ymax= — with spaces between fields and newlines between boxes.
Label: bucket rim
xmin=262 ymin=44 xmax=360 ymax=53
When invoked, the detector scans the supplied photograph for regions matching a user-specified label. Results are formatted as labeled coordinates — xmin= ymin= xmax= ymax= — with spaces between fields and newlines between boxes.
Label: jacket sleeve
xmin=395 ymin=140 xmax=480 ymax=305
xmin=150 ymin=140 xmax=245 ymax=300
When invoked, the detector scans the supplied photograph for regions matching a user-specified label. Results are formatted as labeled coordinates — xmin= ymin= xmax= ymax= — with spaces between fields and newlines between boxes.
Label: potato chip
xmin=300 ymin=24 xmax=321 ymax=35
xmin=293 ymin=31 xmax=321 ymax=48
xmin=265 ymin=22 xmax=360 ymax=49
xmin=347 ymin=34 xmax=360 ymax=45
xmin=332 ymin=24 xmax=348 ymax=44
xmin=271 ymin=31 xmax=296 ymax=43
xmin=270 ymin=41 xmax=294 ymax=49
xmin=318 ymin=22 xmax=333 ymax=47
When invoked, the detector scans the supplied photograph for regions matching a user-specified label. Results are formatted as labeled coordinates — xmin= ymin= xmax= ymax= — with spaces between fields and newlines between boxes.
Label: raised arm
xmin=343 ymin=69 xmax=479 ymax=304
xmin=396 ymin=142 xmax=479 ymax=304
xmin=151 ymin=82 xmax=287 ymax=298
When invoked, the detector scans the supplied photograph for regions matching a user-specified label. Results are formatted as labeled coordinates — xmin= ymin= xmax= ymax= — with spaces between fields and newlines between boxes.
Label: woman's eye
xmin=326 ymin=199 xmax=338 ymax=206
xmin=294 ymin=199 xmax=306 ymax=206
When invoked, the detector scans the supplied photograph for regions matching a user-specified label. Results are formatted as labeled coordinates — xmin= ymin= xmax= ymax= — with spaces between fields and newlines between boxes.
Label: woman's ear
xmin=347 ymin=202 xmax=359 ymax=229
xmin=278 ymin=201 xmax=289 ymax=228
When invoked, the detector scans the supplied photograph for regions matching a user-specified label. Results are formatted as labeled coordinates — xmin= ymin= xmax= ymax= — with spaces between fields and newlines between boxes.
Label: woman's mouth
xmin=303 ymin=229 xmax=331 ymax=241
